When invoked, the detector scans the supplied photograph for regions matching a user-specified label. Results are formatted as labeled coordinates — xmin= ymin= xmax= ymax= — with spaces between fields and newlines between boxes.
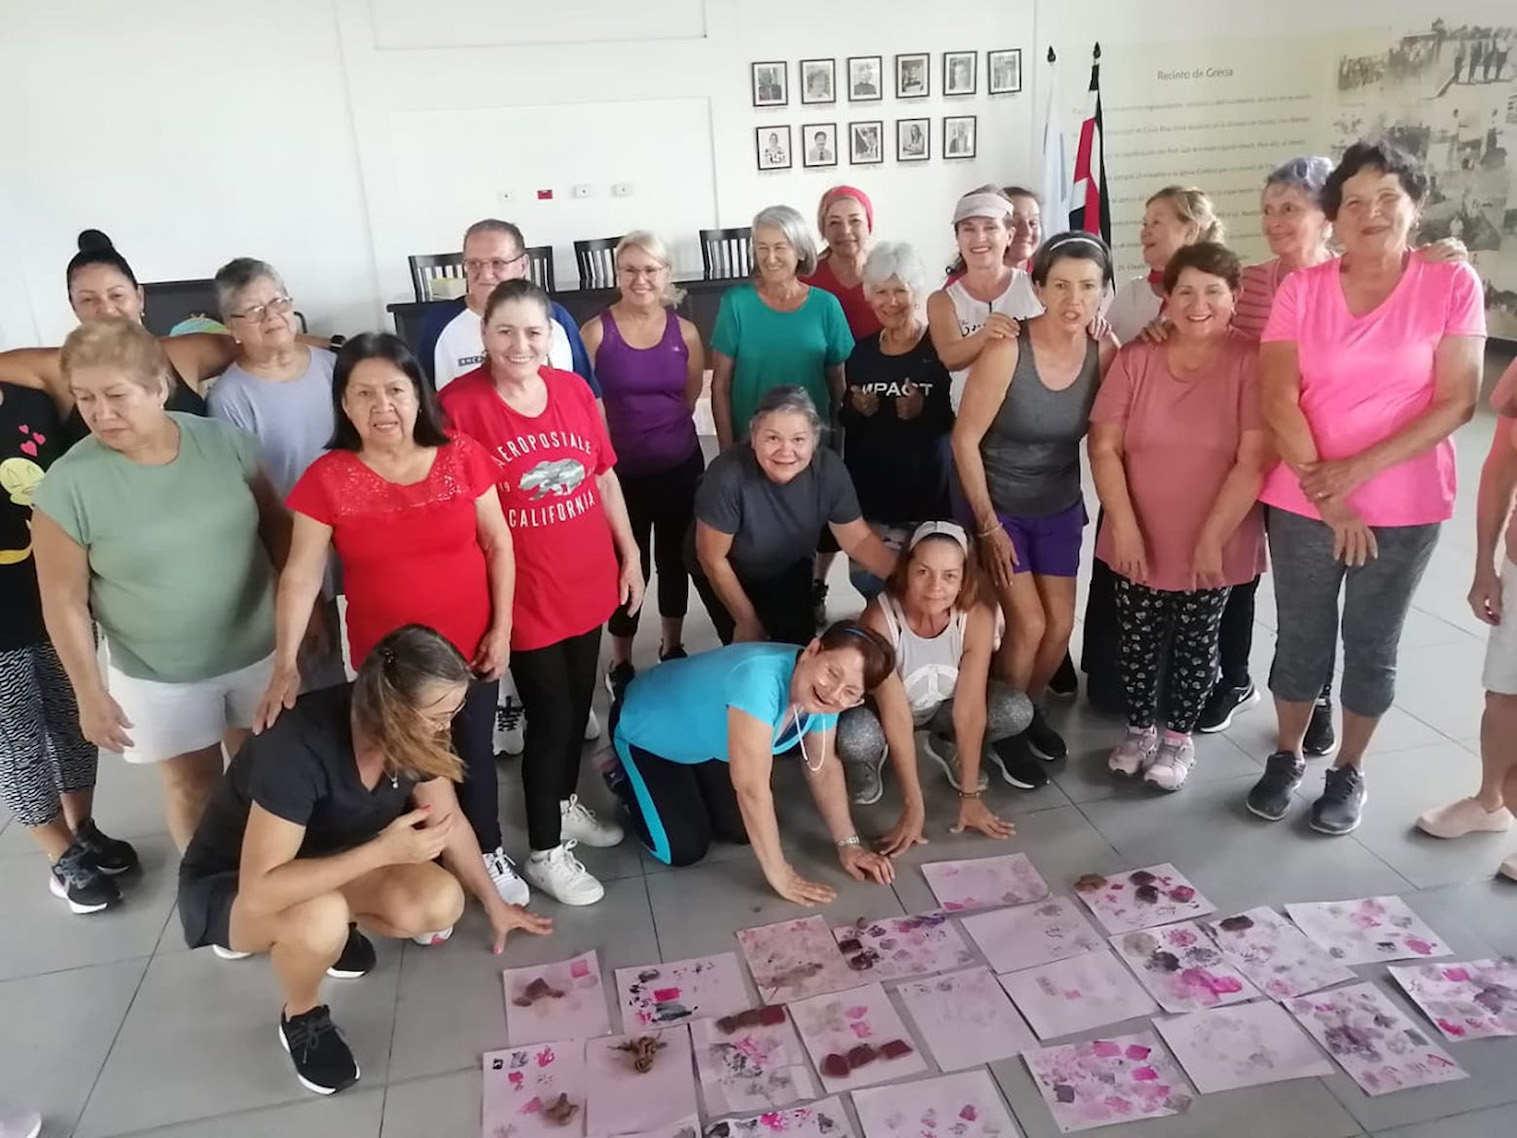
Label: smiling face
xmin=1334 ymin=166 xmax=1417 ymax=258
xmin=1035 ymin=253 xmax=1106 ymax=329
xmin=224 ymin=274 xmax=297 ymax=354
xmin=1139 ymin=198 xmax=1195 ymax=271
xmin=482 ymin=296 xmax=552 ymax=382
xmin=1260 ymin=183 xmax=1330 ymax=263
xmin=464 ymin=228 xmax=527 ymax=313
xmin=955 ymin=214 xmax=1010 ymax=273
xmin=753 ymin=223 xmax=800 ymax=285
xmin=68 ymin=263 xmax=144 ymax=323
xmin=1167 ymin=266 xmax=1237 ymax=342
xmin=901 ymin=537 xmax=966 ymax=619
xmin=616 ymin=244 xmax=667 ymax=310
xmin=823 ymin=198 xmax=870 ymax=258
xmin=866 ymin=275 xmax=915 ymax=332
xmin=1007 ymin=193 xmax=1042 ymax=265
xmin=69 ymin=363 xmax=168 ymax=451
xmin=792 ymin=642 xmax=868 ymax=715
xmin=751 ymin=408 xmax=816 ymax=484
xmin=341 ymin=357 xmax=420 ymax=448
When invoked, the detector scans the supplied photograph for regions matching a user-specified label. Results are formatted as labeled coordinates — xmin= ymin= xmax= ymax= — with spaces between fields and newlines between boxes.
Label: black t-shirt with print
xmin=0 ymin=384 xmax=63 ymax=651
xmin=181 ymin=684 xmax=431 ymax=881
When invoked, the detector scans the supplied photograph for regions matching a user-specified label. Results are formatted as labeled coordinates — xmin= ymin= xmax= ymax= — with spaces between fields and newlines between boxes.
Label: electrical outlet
xmin=497 ymin=190 xmax=512 ymax=202
xmin=611 ymin=182 xmax=633 ymax=198
xmin=572 ymin=184 xmax=593 ymax=199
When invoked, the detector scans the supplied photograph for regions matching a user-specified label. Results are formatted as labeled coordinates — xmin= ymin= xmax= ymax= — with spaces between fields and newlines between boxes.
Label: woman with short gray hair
xmin=690 ymin=385 xmax=897 ymax=647
xmin=206 ymin=257 xmax=345 ymax=691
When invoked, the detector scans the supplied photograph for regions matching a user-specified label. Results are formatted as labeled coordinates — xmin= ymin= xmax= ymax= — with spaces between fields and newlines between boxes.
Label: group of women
xmin=0 ymin=135 xmax=1509 ymax=1099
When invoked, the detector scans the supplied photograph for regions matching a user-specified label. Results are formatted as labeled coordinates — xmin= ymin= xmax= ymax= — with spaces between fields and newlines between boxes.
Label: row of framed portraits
xmin=755 ymin=116 xmax=978 ymax=171
xmin=752 ymin=51 xmax=1021 ymax=108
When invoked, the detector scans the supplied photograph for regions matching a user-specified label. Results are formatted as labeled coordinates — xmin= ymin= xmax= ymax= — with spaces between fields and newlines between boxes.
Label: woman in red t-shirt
xmin=254 ymin=333 xmax=530 ymax=909
xmin=441 ymin=279 xmax=643 ymax=909
xmin=802 ymin=185 xmax=881 ymax=340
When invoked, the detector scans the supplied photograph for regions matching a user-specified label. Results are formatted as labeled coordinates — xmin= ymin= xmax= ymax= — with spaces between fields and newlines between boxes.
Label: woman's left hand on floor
xmin=487 ymin=901 xmax=554 ymax=955
xmin=950 ymin=796 xmax=1016 ymax=840
xmin=876 ymin=808 xmax=928 ymax=857
xmin=839 ymin=844 xmax=895 ymax=885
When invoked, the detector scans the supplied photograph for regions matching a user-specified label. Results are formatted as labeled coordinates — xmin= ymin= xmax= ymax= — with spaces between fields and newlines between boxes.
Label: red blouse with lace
xmin=286 ymin=433 xmax=497 ymax=669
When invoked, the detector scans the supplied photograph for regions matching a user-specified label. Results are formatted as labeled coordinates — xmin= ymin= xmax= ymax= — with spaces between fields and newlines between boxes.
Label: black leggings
xmin=688 ymin=543 xmax=816 ymax=647
xmin=1217 ymin=575 xmax=1334 ymax=697
xmin=1115 ymin=578 xmax=1230 ymax=733
xmin=509 ymin=626 xmax=602 ymax=851
xmin=608 ymin=449 xmax=704 ymax=639
xmin=1081 ymin=556 xmax=1124 ymax=710
xmin=612 ymin=742 xmax=749 ymax=867
xmin=451 ymin=678 xmax=502 ymax=851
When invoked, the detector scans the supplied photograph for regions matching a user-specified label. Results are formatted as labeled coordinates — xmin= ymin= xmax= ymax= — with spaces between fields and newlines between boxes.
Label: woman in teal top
xmin=711 ymin=205 xmax=855 ymax=450
xmin=610 ymin=621 xmax=897 ymax=905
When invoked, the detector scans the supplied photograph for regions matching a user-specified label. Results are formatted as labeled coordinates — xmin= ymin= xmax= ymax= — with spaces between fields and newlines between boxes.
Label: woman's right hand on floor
xmin=768 ymin=863 xmax=837 ymax=907
xmin=950 ymin=796 xmax=1016 ymax=840
xmin=80 ymin=690 xmax=134 ymax=752
xmin=252 ymin=662 xmax=301 ymax=734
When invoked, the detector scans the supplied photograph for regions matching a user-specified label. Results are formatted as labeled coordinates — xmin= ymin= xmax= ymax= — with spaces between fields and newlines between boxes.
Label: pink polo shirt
xmin=1259 ymin=258 xmax=1486 ymax=527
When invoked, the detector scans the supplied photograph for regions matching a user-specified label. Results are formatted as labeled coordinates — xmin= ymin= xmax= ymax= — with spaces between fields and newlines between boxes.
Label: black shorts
xmin=178 ymin=868 xmax=239 ymax=951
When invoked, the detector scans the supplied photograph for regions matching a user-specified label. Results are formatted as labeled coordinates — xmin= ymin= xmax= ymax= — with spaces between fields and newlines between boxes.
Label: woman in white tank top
xmin=835 ymin=522 xmax=1034 ymax=843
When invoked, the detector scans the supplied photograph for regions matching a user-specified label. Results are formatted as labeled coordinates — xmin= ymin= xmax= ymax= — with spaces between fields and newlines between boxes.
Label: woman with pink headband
xmin=804 ymin=186 xmax=881 ymax=340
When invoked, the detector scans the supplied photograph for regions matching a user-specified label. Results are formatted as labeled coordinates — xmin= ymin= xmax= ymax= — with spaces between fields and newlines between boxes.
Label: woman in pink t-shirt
xmin=1249 ymin=141 xmax=1487 ymax=837
xmin=1089 ymin=244 xmax=1271 ymax=792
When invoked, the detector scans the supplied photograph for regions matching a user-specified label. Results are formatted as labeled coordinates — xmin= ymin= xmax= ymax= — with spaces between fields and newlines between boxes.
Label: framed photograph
xmin=847 ymin=55 xmax=883 ymax=102
xmin=799 ymin=58 xmax=836 ymax=105
xmin=944 ymin=51 xmax=977 ymax=96
xmin=895 ymin=52 xmax=929 ymax=99
xmin=896 ymin=117 xmax=930 ymax=162
xmin=755 ymin=125 xmax=793 ymax=171
xmin=988 ymin=49 xmax=1023 ymax=95
xmin=801 ymin=123 xmax=838 ymax=168
xmin=943 ymin=114 xmax=977 ymax=160
xmin=848 ymin=120 xmax=884 ymax=165
xmin=750 ymin=61 xmax=788 ymax=108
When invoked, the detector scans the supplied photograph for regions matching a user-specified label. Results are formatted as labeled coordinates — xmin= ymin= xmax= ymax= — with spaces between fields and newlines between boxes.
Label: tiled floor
xmin=4 ymin=412 xmax=1517 ymax=1138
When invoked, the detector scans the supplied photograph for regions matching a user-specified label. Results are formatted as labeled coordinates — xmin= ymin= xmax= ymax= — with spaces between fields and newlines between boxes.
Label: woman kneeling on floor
xmin=837 ymin=522 xmax=1034 ymax=838
xmin=177 ymin=624 xmax=551 ymax=1096
xmin=609 ymin=621 xmax=898 ymax=906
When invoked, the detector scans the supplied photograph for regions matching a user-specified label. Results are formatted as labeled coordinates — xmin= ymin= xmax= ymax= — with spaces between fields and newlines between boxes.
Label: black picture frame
xmin=801 ymin=122 xmax=839 ymax=168
xmin=750 ymin=60 xmax=788 ymax=108
xmin=943 ymin=51 xmax=977 ymax=96
xmin=896 ymin=117 xmax=930 ymax=162
xmin=848 ymin=120 xmax=884 ymax=165
xmin=943 ymin=115 xmax=977 ymax=160
xmin=755 ymin=124 xmax=793 ymax=171
xmin=988 ymin=49 xmax=1023 ymax=95
xmin=894 ymin=52 xmax=929 ymax=99
xmin=846 ymin=55 xmax=884 ymax=102
xmin=799 ymin=58 xmax=836 ymax=105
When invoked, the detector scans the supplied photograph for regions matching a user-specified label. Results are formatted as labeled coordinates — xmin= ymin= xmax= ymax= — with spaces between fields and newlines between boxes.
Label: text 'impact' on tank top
xmin=880 ymin=594 xmax=967 ymax=724
xmin=979 ymin=330 xmax=1101 ymax=518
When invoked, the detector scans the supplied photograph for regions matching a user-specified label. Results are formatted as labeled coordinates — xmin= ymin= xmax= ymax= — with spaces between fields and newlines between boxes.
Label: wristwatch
xmin=835 ymin=835 xmax=862 ymax=849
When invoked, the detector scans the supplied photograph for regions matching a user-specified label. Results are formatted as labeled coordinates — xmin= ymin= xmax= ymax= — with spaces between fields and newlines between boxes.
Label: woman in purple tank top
xmin=580 ymin=232 xmax=706 ymax=690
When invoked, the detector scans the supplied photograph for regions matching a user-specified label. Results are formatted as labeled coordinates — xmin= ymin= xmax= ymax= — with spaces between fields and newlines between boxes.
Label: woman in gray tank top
xmin=952 ymin=233 xmax=1119 ymax=770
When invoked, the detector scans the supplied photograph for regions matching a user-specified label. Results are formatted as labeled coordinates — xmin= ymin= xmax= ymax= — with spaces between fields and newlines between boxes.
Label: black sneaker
xmin=1303 ymin=698 xmax=1338 ymax=758
xmin=326 ymin=924 xmax=376 ymax=979
xmin=279 ymin=1005 xmax=360 ymax=1095
xmin=811 ymin=580 xmax=829 ymax=628
xmin=1311 ymin=766 xmax=1366 ymax=835
xmin=659 ymin=644 xmax=688 ymax=662
xmin=1047 ymin=653 xmax=1079 ymax=700
xmin=75 ymin=818 xmax=139 ymax=876
xmin=1197 ymin=681 xmax=1260 ymax=734
xmin=48 ymin=843 xmax=121 ymax=914
xmin=1024 ymin=706 xmax=1067 ymax=762
xmin=605 ymin=661 xmax=636 ymax=697
xmin=1246 ymin=751 xmax=1306 ymax=821
xmin=987 ymin=734 xmax=1050 ymax=790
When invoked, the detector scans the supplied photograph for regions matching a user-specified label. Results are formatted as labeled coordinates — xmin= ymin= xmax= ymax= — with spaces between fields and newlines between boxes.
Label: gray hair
xmin=462 ymin=218 xmax=525 ymax=253
xmin=615 ymin=230 xmax=685 ymax=306
xmin=751 ymin=205 xmax=818 ymax=276
xmin=1264 ymin=156 xmax=1333 ymax=205
xmin=213 ymin=257 xmax=286 ymax=320
xmin=861 ymin=242 xmax=928 ymax=307
xmin=750 ymin=384 xmax=822 ymax=439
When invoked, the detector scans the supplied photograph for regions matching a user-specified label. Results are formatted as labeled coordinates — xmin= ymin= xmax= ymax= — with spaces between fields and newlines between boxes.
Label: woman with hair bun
xmin=179 ymin=624 xmax=552 ymax=1097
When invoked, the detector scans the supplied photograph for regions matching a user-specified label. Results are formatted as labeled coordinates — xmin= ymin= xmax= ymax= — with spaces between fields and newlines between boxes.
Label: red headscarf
xmin=817 ymin=185 xmax=875 ymax=239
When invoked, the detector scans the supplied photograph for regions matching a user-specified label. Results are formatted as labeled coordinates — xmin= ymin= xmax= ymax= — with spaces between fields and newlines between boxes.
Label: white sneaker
xmin=1145 ymin=736 xmax=1196 ymax=792
xmin=412 ymin=927 xmax=454 ymax=947
xmin=484 ymin=846 xmax=531 ymax=906
xmin=1108 ymin=726 xmax=1158 ymax=776
xmin=560 ymin=794 xmax=624 ymax=848
xmin=584 ymin=709 xmax=602 ymax=742
xmin=494 ymin=698 xmax=525 ymax=758
xmin=524 ymin=841 xmax=605 ymax=906
xmin=213 ymin=945 xmax=252 ymax=961
xmin=0 ymin=1106 xmax=41 ymax=1138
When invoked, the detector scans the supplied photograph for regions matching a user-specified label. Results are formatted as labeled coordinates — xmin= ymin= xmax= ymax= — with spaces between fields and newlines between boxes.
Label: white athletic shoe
xmin=560 ymin=794 xmax=624 ymax=848
xmin=213 ymin=945 xmax=253 ymax=961
xmin=0 ymin=1105 xmax=42 ymax=1138
xmin=494 ymin=698 xmax=525 ymax=758
xmin=584 ymin=709 xmax=602 ymax=742
xmin=412 ymin=927 xmax=454 ymax=947
xmin=524 ymin=841 xmax=606 ymax=906
xmin=484 ymin=846 xmax=531 ymax=906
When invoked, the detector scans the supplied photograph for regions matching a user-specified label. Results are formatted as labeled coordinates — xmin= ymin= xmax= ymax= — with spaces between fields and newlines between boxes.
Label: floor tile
xmin=106 ymin=1089 xmax=384 ymax=1138
xmin=380 ymin=1070 xmax=478 ymax=1138
xmin=1373 ymin=1101 xmax=1517 ymax=1137
xmin=1409 ymin=878 xmax=1517 ymax=955
xmin=1050 ymin=725 xmax=1260 ymax=804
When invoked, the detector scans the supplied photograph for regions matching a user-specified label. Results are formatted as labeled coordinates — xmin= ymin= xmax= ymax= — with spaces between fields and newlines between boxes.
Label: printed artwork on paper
xmin=960 ymin=897 xmax=1104 ymax=974
xmin=1109 ymin=921 xmax=1261 ymax=1012
xmin=894 ymin=967 xmax=1037 ymax=1071
xmin=1073 ymin=864 xmax=1216 ymax=935
xmin=1200 ymin=906 xmax=1358 ymax=999
xmin=1389 ymin=956 xmax=1517 ymax=1041
xmin=503 ymin=950 xmax=612 ymax=1046
xmin=483 ymin=1039 xmax=588 ymax=1138
xmin=831 ymin=911 xmax=977 ymax=981
xmin=737 ymin=916 xmax=862 ymax=1003
xmin=788 ymin=981 xmax=927 ymax=1092
xmin=851 ymin=1069 xmax=1023 ymax=1138
xmin=584 ymin=1026 xmax=699 ymax=1138
xmin=1022 ymin=1030 xmax=1195 ymax=1133
xmin=613 ymin=1118 xmax=700 ymax=1138
xmin=1152 ymin=999 xmax=1335 ymax=1093
xmin=690 ymin=1004 xmax=819 ymax=1116
xmin=920 ymin=853 xmax=1051 ymax=912
xmin=615 ymin=953 xmax=751 ymax=1029
xmin=1284 ymin=897 xmax=1452 ymax=965
xmin=998 ymin=950 xmax=1159 ymax=1040
xmin=1287 ymin=982 xmax=1469 ymax=1095
xmin=702 ymin=1096 xmax=855 ymax=1138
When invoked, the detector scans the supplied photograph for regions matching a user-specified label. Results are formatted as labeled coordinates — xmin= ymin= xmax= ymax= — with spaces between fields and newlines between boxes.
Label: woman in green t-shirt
xmin=33 ymin=319 xmax=287 ymax=854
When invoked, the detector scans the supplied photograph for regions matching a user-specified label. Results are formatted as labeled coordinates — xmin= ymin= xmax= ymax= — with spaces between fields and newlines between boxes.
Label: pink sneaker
xmin=1108 ymin=726 xmax=1158 ymax=776
xmin=1415 ymin=798 xmax=1514 ymax=840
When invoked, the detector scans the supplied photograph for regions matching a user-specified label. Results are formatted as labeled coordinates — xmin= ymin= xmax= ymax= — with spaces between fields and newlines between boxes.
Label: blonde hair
xmin=60 ymin=318 xmax=171 ymax=397
xmin=352 ymin=625 xmax=470 ymax=784
xmin=614 ymin=231 xmax=685 ymax=306
xmin=1146 ymin=186 xmax=1226 ymax=245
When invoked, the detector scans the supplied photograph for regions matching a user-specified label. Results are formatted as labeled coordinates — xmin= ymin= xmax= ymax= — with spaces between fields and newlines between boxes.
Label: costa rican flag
xmin=1069 ymin=43 xmax=1111 ymax=243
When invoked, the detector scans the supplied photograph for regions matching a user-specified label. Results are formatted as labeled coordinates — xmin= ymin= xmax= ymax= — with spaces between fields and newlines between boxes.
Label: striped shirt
xmin=1233 ymin=259 xmax=1284 ymax=341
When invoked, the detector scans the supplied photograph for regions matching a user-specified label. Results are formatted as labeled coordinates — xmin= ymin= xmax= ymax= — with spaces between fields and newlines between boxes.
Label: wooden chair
xmin=524 ymin=245 xmax=556 ymax=293
xmin=699 ymin=227 xmax=753 ymax=280
xmin=574 ymin=237 xmax=622 ymax=291
xmin=407 ymin=252 xmax=466 ymax=303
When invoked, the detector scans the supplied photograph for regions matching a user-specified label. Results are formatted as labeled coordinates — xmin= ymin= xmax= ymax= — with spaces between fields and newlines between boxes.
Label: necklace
xmin=792 ymin=707 xmax=829 ymax=773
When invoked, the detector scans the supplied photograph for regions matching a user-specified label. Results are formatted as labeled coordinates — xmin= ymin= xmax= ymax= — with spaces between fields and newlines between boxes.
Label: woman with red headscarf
xmin=804 ymin=186 xmax=880 ymax=340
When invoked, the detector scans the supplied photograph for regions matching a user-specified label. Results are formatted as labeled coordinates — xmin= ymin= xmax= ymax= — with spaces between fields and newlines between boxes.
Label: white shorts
xmin=106 ymin=654 xmax=275 ymax=764
xmin=1482 ymin=563 xmax=1517 ymax=695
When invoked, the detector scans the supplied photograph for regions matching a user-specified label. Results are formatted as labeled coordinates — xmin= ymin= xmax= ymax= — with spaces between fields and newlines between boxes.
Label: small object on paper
xmin=503 ymin=950 xmax=612 ymax=1045
xmin=483 ymin=1039 xmax=587 ymax=1138
xmin=1073 ymin=863 xmax=1215 ymax=934
xmin=736 ymin=915 xmax=861 ymax=1003
xmin=1023 ymin=1030 xmax=1194 ymax=1133
xmin=1286 ymin=981 xmax=1469 ymax=1096
xmin=1153 ymin=999 xmax=1335 ymax=1093
xmin=830 ymin=911 xmax=976 ymax=981
xmin=920 ymin=852 xmax=1051 ymax=912
xmin=692 ymin=1003 xmax=817 ymax=1115
xmin=895 ymin=966 xmax=1036 ymax=1071
xmin=960 ymin=897 xmax=1104 ymax=974
xmin=1109 ymin=920 xmax=1260 ymax=1012
xmin=788 ymin=981 xmax=926 ymax=1092
xmin=585 ymin=1026 xmax=698 ymax=1137
xmin=851 ymin=1069 xmax=1023 ymax=1138
xmin=701 ymin=1096 xmax=855 ymax=1138
xmin=1284 ymin=896 xmax=1452 ymax=966
xmin=1200 ymin=906 xmax=1357 ymax=999
xmin=615 ymin=953 xmax=751 ymax=1029
xmin=998 ymin=950 xmax=1158 ymax=1040
xmin=1389 ymin=956 xmax=1517 ymax=1040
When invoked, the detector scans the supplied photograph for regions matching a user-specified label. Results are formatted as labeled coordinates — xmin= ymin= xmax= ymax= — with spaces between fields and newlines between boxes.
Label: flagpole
xmin=1041 ymin=46 xmax=1070 ymax=232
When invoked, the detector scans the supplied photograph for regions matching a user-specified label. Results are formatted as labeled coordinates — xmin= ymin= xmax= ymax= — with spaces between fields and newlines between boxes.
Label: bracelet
xmin=975 ymin=519 xmax=1002 ymax=538
xmin=958 ymin=790 xmax=982 ymax=800
xmin=835 ymin=835 xmax=862 ymax=849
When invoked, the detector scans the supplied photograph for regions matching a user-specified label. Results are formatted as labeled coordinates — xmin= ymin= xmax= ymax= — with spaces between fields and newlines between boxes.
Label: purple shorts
xmin=997 ymin=500 xmax=1088 ymax=578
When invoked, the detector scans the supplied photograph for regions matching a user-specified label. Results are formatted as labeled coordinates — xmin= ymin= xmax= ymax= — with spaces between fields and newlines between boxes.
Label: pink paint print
xmin=920 ymin=853 xmax=1050 ymax=912
xmin=691 ymin=1003 xmax=818 ymax=1115
xmin=1199 ymin=906 xmax=1357 ymax=1000
xmin=614 ymin=953 xmax=751 ymax=1029
xmin=708 ymin=1097 xmax=855 ymax=1138
xmin=788 ymin=981 xmax=926 ymax=1093
xmin=583 ymin=1026 xmax=698 ymax=1138
xmin=1153 ymin=1000 xmax=1335 ymax=1093
xmin=483 ymin=1038 xmax=587 ymax=1138
xmin=1022 ymin=1030 xmax=1194 ymax=1133
xmin=895 ymin=967 xmax=1037 ymax=1071
xmin=959 ymin=897 xmax=1105 ymax=975
xmin=1109 ymin=920 xmax=1260 ymax=1013
xmin=1072 ymin=864 xmax=1215 ymax=935
xmin=1284 ymin=897 xmax=1451 ymax=966
xmin=831 ymin=911 xmax=977 ymax=982
xmin=1286 ymin=981 xmax=1469 ymax=1096
xmin=502 ymin=950 xmax=612 ymax=1046
xmin=997 ymin=950 xmax=1158 ymax=1040
xmin=736 ymin=916 xmax=862 ymax=1003
xmin=852 ymin=1070 xmax=1022 ymax=1138
xmin=1389 ymin=955 xmax=1517 ymax=1041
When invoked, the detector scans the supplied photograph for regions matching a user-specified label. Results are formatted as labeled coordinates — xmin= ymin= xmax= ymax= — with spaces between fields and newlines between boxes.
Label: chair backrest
xmin=699 ymin=227 xmax=753 ymax=280
xmin=573 ymin=236 xmax=623 ymax=291
xmin=524 ymin=245 xmax=556 ymax=293
xmin=408 ymin=252 xmax=466 ymax=303
xmin=142 ymin=278 xmax=220 ymax=337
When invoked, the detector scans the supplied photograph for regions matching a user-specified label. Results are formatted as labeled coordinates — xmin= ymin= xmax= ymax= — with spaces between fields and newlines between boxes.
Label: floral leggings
xmin=1114 ymin=578 xmax=1231 ymax=734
